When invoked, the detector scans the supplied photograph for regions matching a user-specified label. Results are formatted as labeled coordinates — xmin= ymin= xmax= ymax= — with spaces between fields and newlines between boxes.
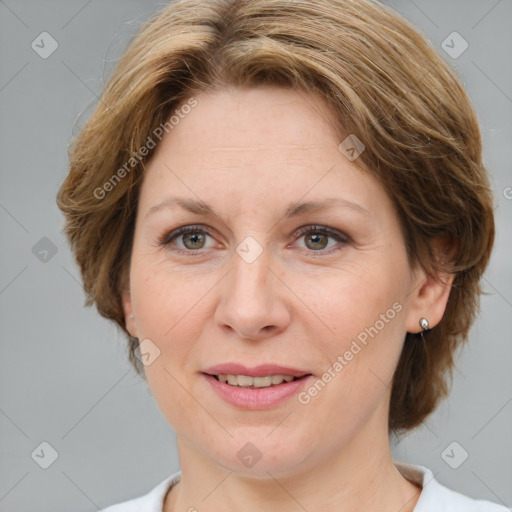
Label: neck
xmin=164 ymin=412 xmax=421 ymax=512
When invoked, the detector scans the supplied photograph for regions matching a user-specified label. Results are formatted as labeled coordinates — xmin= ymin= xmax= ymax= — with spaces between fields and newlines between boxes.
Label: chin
xmin=197 ymin=427 xmax=319 ymax=479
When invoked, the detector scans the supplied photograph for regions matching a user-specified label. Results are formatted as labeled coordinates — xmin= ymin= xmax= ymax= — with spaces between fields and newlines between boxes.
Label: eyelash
xmin=157 ymin=224 xmax=350 ymax=256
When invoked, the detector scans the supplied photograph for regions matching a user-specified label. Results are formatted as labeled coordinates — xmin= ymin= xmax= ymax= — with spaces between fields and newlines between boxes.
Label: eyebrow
xmin=144 ymin=196 xmax=370 ymax=222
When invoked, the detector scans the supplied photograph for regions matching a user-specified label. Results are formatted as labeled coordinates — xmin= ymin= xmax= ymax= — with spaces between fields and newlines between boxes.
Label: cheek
xmin=291 ymin=262 xmax=402 ymax=342
xmin=128 ymin=261 xmax=204 ymax=409
xmin=130 ymin=253 xmax=211 ymax=341
xmin=130 ymin=261 xmax=207 ymax=426
xmin=291 ymin=264 xmax=408 ymax=402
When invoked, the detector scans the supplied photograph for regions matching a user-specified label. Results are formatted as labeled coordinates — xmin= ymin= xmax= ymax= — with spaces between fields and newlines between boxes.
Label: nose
xmin=214 ymin=246 xmax=291 ymax=341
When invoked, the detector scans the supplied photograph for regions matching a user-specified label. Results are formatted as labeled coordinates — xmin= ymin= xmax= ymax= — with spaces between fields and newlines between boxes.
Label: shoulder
xmin=394 ymin=461 xmax=509 ymax=512
xmin=102 ymin=472 xmax=181 ymax=512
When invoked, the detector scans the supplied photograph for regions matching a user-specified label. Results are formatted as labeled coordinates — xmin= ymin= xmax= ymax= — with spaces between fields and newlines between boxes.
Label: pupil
xmin=185 ymin=232 xmax=204 ymax=249
xmin=307 ymin=233 xmax=327 ymax=250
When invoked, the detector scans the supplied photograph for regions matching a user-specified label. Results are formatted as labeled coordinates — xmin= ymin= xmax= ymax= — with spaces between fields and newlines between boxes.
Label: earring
xmin=129 ymin=314 xmax=135 ymax=320
xmin=419 ymin=317 xmax=429 ymax=331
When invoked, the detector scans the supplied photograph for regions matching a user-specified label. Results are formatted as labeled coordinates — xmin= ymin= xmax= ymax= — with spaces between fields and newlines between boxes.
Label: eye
xmin=158 ymin=224 xmax=350 ymax=255
xmin=158 ymin=225 xmax=217 ymax=252
xmin=293 ymin=225 xmax=350 ymax=253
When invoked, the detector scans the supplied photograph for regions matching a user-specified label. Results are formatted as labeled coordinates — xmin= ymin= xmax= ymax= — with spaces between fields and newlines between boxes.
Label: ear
xmin=122 ymin=290 xmax=137 ymax=338
xmin=405 ymin=240 xmax=456 ymax=334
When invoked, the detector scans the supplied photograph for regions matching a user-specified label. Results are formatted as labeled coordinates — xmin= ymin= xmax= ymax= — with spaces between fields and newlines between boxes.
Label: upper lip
xmin=202 ymin=363 xmax=311 ymax=378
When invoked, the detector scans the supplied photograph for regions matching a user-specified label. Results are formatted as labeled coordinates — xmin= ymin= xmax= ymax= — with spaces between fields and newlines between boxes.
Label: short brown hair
xmin=56 ymin=0 xmax=495 ymax=434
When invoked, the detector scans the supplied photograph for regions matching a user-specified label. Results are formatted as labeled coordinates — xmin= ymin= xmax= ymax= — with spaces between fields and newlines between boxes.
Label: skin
xmin=122 ymin=86 xmax=454 ymax=512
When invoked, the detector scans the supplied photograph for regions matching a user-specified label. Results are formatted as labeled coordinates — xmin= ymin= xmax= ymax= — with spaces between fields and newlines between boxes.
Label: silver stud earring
xmin=129 ymin=314 xmax=135 ymax=320
xmin=419 ymin=317 xmax=429 ymax=331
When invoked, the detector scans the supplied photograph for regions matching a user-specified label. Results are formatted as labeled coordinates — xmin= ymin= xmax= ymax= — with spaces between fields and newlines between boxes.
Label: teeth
xmin=237 ymin=375 xmax=254 ymax=387
xmin=216 ymin=374 xmax=297 ymax=387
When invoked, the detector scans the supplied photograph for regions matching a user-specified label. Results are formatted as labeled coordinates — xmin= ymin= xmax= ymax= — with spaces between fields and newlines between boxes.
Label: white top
xmin=102 ymin=461 xmax=509 ymax=511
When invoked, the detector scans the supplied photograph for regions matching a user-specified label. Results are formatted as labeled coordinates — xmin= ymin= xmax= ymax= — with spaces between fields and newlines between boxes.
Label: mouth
xmin=207 ymin=373 xmax=310 ymax=388
xmin=201 ymin=364 xmax=313 ymax=408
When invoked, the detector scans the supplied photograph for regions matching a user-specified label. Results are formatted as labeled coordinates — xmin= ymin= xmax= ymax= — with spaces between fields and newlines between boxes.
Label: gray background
xmin=0 ymin=0 xmax=510 ymax=510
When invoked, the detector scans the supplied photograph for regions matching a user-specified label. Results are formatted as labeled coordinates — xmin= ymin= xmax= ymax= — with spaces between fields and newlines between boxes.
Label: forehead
xmin=138 ymin=86 xmax=386 ymax=219
xmin=151 ymin=86 xmax=341 ymax=165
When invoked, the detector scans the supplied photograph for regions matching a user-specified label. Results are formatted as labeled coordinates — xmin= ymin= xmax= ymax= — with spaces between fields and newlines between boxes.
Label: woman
xmin=56 ymin=0 xmax=508 ymax=510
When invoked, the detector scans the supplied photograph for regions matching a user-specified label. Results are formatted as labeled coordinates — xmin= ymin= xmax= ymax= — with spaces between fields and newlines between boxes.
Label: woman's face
xmin=124 ymin=86 xmax=436 ymax=477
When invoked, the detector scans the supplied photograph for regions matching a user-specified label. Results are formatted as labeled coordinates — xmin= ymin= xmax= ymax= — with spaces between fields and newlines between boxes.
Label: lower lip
xmin=202 ymin=374 xmax=313 ymax=409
